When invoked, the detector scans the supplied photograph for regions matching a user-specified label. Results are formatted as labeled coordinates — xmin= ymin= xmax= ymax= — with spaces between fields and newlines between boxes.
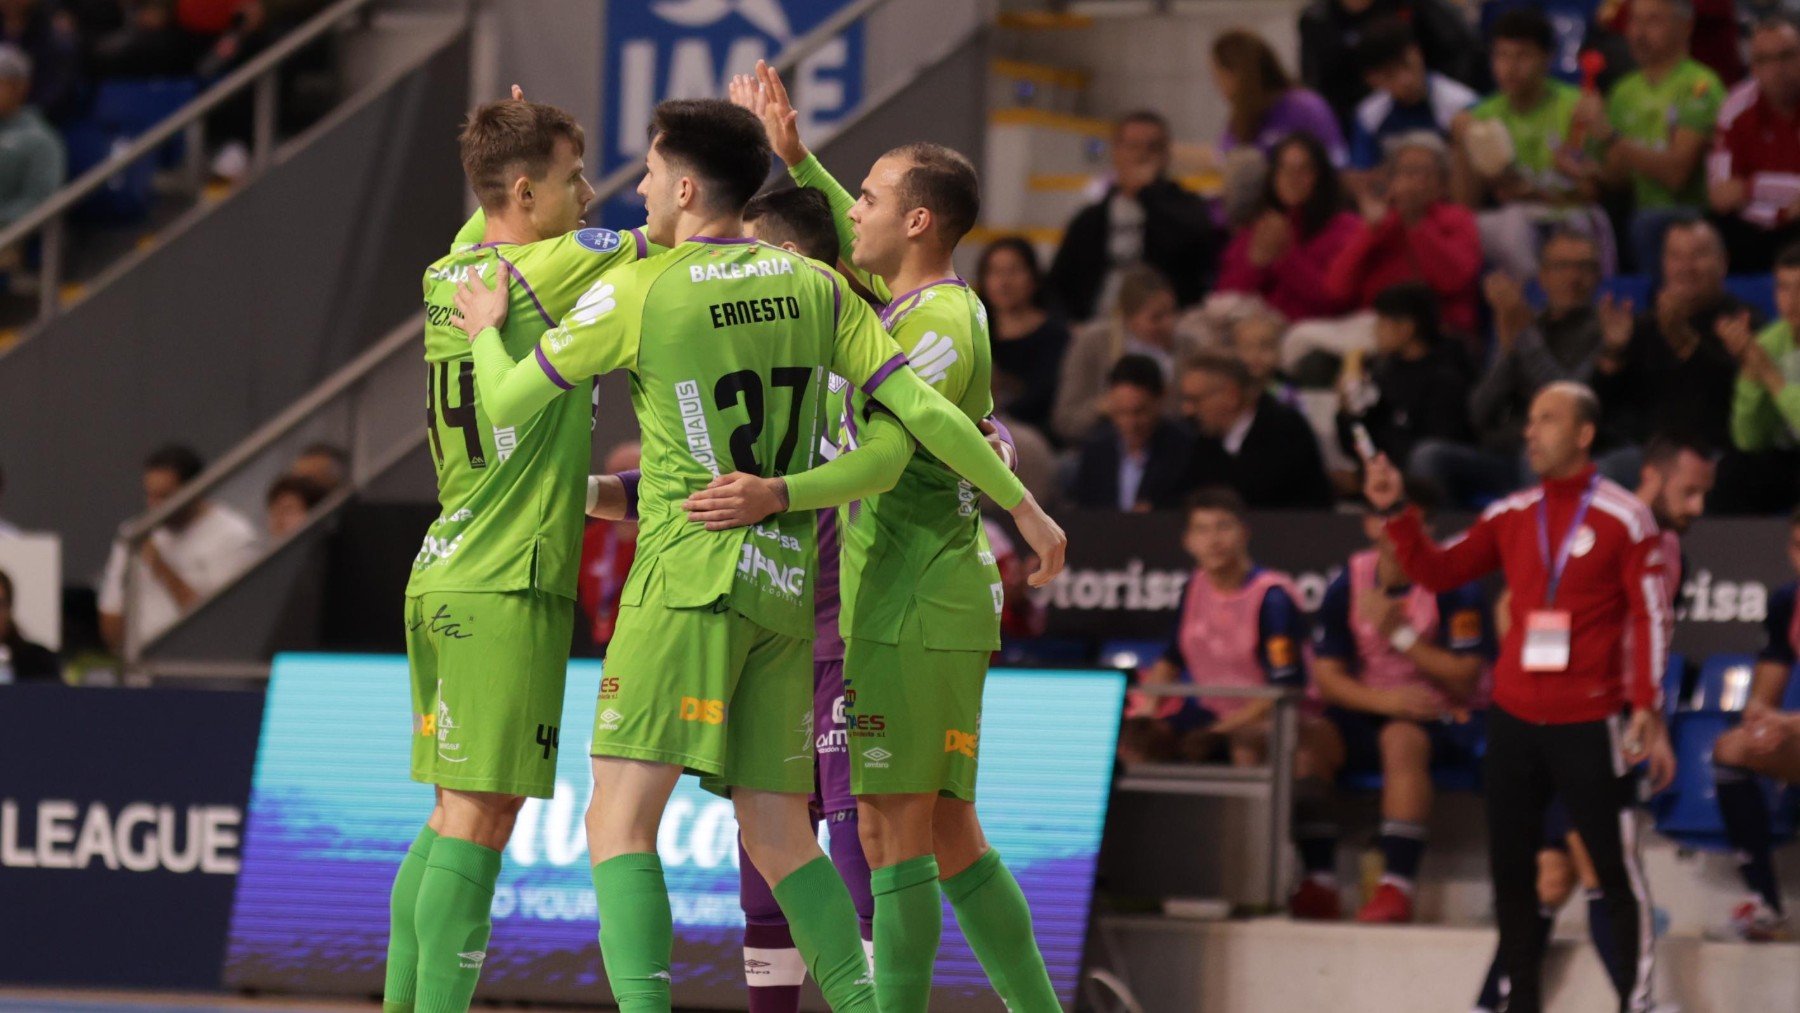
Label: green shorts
xmin=406 ymin=589 xmax=573 ymax=799
xmin=596 ymin=567 xmax=814 ymax=796
xmin=845 ymin=608 xmax=990 ymax=801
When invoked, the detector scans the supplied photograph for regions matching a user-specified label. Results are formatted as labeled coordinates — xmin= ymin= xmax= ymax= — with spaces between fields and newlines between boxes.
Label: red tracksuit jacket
xmin=1384 ymin=465 xmax=1670 ymax=724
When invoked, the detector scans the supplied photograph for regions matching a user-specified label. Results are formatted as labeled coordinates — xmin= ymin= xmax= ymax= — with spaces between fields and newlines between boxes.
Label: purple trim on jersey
xmin=861 ymin=353 xmax=908 ymax=396
xmin=878 ymin=276 xmax=968 ymax=328
xmin=467 ymin=241 xmax=506 ymax=251
xmin=535 ymin=344 xmax=574 ymax=391
xmin=618 ymin=469 xmax=642 ymax=520
xmin=814 ymin=510 xmax=844 ymax=661
xmin=807 ymin=263 xmax=842 ymax=327
xmin=496 ymin=254 xmax=555 ymax=326
xmin=628 ymin=228 xmax=648 ymax=259
xmin=688 ymin=235 xmax=760 ymax=245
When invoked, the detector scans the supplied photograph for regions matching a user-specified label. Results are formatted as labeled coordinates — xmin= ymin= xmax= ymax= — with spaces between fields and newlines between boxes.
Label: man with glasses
xmin=1410 ymin=230 xmax=1605 ymax=506
xmin=1708 ymin=17 xmax=1800 ymax=273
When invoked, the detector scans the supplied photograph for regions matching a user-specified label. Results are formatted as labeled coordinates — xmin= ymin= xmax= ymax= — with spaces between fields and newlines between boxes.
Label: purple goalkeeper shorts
xmin=813 ymin=658 xmax=854 ymax=815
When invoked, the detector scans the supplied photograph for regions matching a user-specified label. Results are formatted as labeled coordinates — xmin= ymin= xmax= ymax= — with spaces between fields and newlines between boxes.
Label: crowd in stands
xmin=980 ymin=0 xmax=1800 ymax=520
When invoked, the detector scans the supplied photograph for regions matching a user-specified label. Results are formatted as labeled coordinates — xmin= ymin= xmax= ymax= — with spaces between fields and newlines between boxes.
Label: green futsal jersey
xmin=467 ymin=236 xmax=1027 ymax=642
xmin=408 ymin=219 xmax=652 ymax=600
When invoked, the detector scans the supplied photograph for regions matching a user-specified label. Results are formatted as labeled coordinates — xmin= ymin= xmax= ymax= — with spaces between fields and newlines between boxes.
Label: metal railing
xmin=115 ymin=0 xmax=937 ymax=671
xmin=0 ymin=0 xmax=396 ymax=330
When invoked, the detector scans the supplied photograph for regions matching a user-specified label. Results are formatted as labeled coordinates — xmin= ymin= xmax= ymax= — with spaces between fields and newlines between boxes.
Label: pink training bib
xmin=1179 ymin=568 xmax=1302 ymax=720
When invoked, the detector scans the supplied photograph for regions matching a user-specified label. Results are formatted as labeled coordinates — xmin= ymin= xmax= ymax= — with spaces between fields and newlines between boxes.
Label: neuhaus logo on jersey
xmin=1 ymin=798 xmax=242 ymax=874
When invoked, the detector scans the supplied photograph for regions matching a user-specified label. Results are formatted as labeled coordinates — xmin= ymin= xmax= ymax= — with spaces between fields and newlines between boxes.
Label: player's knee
xmin=931 ymin=800 xmax=988 ymax=878
xmin=1379 ymin=721 xmax=1431 ymax=768
xmin=438 ymin=790 xmax=527 ymax=849
xmin=857 ymin=795 xmax=933 ymax=869
xmin=1537 ymin=849 xmax=1576 ymax=909
xmin=1713 ymin=728 xmax=1750 ymax=768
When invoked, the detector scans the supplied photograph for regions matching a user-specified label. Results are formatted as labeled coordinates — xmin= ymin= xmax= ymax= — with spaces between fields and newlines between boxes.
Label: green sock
xmin=382 ymin=825 xmax=439 ymax=1012
xmin=869 ymin=855 xmax=942 ymax=1013
xmin=412 ymin=836 xmax=502 ymax=1013
xmin=772 ymin=857 xmax=878 ymax=1012
xmin=592 ymin=852 xmax=674 ymax=1013
xmin=942 ymin=849 xmax=1059 ymax=1013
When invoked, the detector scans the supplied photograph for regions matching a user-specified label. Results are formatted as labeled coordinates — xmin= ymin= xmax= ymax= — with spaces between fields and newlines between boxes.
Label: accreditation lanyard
xmin=1523 ymin=475 xmax=1597 ymax=672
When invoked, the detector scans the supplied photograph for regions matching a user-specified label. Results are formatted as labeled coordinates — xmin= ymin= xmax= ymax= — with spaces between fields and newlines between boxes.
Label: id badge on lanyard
xmin=1522 ymin=477 xmax=1597 ymax=673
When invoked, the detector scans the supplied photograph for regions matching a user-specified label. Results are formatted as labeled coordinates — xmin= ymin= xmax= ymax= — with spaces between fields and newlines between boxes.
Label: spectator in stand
xmin=1417 ymin=231 xmax=1606 ymax=507
xmin=1713 ymin=243 xmax=1800 ymax=513
xmin=1703 ymin=509 xmax=1800 ymax=941
xmin=264 ymin=474 xmax=324 ymax=539
xmin=97 ymin=444 xmax=261 ymax=653
xmin=0 ymin=0 xmax=81 ymax=124
xmin=1069 ymin=355 xmax=1193 ymax=512
xmin=1047 ymin=110 xmax=1218 ymax=321
xmin=578 ymin=441 xmax=640 ymax=653
xmin=1313 ymin=480 xmax=1492 ymax=923
xmin=1454 ymin=7 xmax=1611 ymax=280
xmin=1117 ymin=487 xmax=1347 ymax=917
xmin=1299 ymin=0 xmax=1487 ymax=131
xmin=1327 ymin=132 xmax=1483 ymax=335
xmin=1052 ymin=264 xmax=1184 ymax=443
xmin=976 ymin=237 xmax=1070 ymax=438
xmin=1346 ymin=19 xmax=1479 ymax=178
xmin=1218 ymin=132 xmax=1363 ymax=322
xmin=0 ymin=566 xmax=58 ymax=682
xmin=1339 ymin=282 xmax=1474 ymax=474
xmin=1226 ymin=310 xmax=1301 ymax=405
xmin=1708 ymin=17 xmax=1800 ymax=274
xmin=1180 ymin=351 xmax=1335 ymax=509
xmin=0 ymin=461 xmax=17 ymax=536
xmin=288 ymin=441 xmax=347 ymax=493
xmin=1213 ymin=29 xmax=1347 ymax=166
xmin=0 ymin=44 xmax=63 ymax=230
xmin=1592 ymin=217 xmax=1743 ymax=464
xmin=1595 ymin=0 xmax=1745 ymax=86
xmin=1574 ymin=0 xmax=1726 ymax=273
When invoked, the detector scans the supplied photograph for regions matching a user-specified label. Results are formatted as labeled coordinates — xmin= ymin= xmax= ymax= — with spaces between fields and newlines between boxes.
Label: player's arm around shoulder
xmin=506 ymin=223 xmax=660 ymax=323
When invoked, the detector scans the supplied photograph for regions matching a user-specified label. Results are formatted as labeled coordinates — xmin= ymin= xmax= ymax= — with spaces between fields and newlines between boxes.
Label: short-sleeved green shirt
xmin=1606 ymin=58 xmax=1724 ymax=209
xmin=534 ymin=238 xmax=906 ymax=640
xmin=408 ymin=222 xmax=652 ymax=600
xmin=840 ymin=280 xmax=1003 ymax=652
xmin=1471 ymin=79 xmax=1581 ymax=193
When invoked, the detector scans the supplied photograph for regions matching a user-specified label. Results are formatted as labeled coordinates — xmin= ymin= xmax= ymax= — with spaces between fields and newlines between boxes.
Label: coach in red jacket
xmin=1363 ymin=380 xmax=1675 ymax=1013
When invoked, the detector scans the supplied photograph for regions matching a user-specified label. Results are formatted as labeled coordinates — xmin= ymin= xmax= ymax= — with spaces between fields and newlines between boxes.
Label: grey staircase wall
xmin=1 ymin=35 xmax=469 ymax=580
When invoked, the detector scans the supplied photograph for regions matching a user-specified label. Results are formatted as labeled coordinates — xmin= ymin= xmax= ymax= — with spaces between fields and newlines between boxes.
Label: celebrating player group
xmin=386 ymin=61 xmax=1069 ymax=1013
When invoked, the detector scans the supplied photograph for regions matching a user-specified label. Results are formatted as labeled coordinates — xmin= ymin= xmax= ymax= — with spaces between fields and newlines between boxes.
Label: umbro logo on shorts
xmin=863 ymin=747 xmax=892 ymax=768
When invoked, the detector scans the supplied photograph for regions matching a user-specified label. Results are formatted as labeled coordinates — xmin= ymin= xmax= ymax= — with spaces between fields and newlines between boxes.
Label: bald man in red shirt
xmin=1364 ymin=381 xmax=1675 ymax=1013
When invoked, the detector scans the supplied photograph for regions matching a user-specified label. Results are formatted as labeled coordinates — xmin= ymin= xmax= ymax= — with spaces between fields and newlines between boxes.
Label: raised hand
xmin=1597 ymin=293 xmax=1635 ymax=354
xmin=1716 ymin=307 xmax=1755 ymax=360
xmin=733 ymin=59 xmax=806 ymax=167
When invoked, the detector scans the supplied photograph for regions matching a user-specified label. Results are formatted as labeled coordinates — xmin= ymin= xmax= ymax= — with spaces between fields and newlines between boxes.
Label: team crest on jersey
xmin=574 ymin=228 xmax=623 ymax=253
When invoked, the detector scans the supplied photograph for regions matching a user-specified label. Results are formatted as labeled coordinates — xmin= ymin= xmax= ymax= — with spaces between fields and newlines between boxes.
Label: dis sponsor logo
xmin=601 ymin=676 xmax=621 ymax=700
xmin=681 ymin=697 xmax=725 ymax=725
xmin=944 ymin=729 xmax=979 ymax=758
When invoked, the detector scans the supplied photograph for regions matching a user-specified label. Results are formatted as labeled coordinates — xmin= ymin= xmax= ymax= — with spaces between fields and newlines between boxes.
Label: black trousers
xmin=1485 ymin=707 xmax=1654 ymax=1013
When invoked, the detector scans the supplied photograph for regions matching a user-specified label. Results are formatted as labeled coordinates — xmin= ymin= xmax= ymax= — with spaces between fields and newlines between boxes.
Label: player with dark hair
xmin=684 ymin=60 xmax=1062 ymax=1012
xmin=452 ymin=95 xmax=1065 ymax=1013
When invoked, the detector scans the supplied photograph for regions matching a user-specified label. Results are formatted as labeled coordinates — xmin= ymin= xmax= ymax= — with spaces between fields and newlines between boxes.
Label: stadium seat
xmin=1725 ymin=274 xmax=1777 ymax=321
xmin=1663 ymin=652 xmax=1688 ymax=717
xmin=1599 ymin=274 xmax=1653 ymax=309
xmin=1651 ymin=653 xmax=1797 ymax=851
xmin=66 ymin=78 xmax=202 ymax=223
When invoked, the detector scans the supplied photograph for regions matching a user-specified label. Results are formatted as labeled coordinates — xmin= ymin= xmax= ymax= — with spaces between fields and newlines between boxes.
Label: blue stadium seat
xmin=1600 ymin=274 xmax=1653 ymax=309
xmin=1696 ymin=654 xmax=1758 ymax=711
xmin=1725 ymin=275 xmax=1777 ymax=321
xmin=1650 ymin=654 xmax=1797 ymax=851
xmin=66 ymin=78 xmax=202 ymax=223
xmin=1663 ymin=652 xmax=1687 ymax=717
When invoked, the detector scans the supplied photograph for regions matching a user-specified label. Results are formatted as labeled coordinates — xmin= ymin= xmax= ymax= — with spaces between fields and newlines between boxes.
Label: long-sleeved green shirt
xmin=1731 ymin=319 xmax=1800 ymax=452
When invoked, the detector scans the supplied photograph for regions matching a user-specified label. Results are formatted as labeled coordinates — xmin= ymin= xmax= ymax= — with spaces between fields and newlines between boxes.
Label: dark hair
xmin=1182 ymin=349 xmax=1255 ymax=390
xmin=1186 ymin=485 xmax=1249 ymax=521
xmin=1108 ymin=353 xmax=1167 ymax=398
xmin=743 ymin=186 xmax=839 ymax=264
xmin=1776 ymin=241 xmax=1800 ymax=271
xmin=266 ymin=475 xmax=328 ymax=510
xmin=1116 ymin=263 xmax=1176 ymax=318
xmin=458 ymin=100 xmax=586 ymax=211
xmin=1372 ymin=282 xmax=1441 ymax=346
xmin=144 ymin=444 xmax=204 ymax=484
xmin=1213 ymin=29 xmax=1295 ymax=147
xmin=1642 ymin=431 xmax=1715 ymax=469
xmin=976 ymin=236 xmax=1046 ymax=312
xmin=1115 ymin=109 xmax=1171 ymax=140
xmin=883 ymin=142 xmax=981 ymax=247
xmin=1356 ymin=18 xmax=1419 ymax=75
xmin=649 ymin=99 xmax=772 ymax=213
xmin=1490 ymin=6 xmax=1555 ymax=51
xmin=1261 ymin=132 xmax=1347 ymax=237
